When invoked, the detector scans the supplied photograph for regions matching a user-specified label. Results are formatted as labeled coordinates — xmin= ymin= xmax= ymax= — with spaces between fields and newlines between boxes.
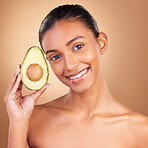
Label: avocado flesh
xmin=21 ymin=46 xmax=49 ymax=90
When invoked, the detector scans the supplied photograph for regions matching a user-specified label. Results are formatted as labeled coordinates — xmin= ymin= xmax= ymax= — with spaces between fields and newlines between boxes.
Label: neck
xmin=64 ymin=73 xmax=115 ymax=119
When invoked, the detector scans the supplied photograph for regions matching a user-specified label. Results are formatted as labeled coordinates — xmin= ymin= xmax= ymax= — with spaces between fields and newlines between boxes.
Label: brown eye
xmin=50 ymin=55 xmax=62 ymax=61
xmin=73 ymin=44 xmax=84 ymax=51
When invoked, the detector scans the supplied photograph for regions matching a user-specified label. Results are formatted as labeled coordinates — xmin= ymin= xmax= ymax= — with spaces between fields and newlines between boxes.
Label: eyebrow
xmin=45 ymin=36 xmax=84 ymax=54
xmin=46 ymin=49 xmax=57 ymax=54
xmin=66 ymin=36 xmax=84 ymax=46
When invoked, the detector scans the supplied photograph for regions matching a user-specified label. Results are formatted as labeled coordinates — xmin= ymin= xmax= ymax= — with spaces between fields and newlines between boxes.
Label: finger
xmin=10 ymin=73 xmax=22 ymax=95
xmin=4 ymin=73 xmax=22 ymax=102
xmin=29 ymin=83 xmax=50 ymax=102
xmin=18 ymin=80 xmax=23 ymax=90
xmin=8 ymin=64 xmax=21 ymax=91
xmin=15 ymin=80 xmax=23 ymax=101
xmin=11 ymin=64 xmax=21 ymax=84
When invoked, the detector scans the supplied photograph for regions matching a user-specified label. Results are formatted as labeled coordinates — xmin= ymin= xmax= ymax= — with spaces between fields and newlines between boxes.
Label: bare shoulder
xmin=129 ymin=112 xmax=148 ymax=147
xmin=129 ymin=111 xmax=148 ymax=131
xmin=27 ymin=96 xmax=69 ymax=146
xmin=28 ymin=95 xmax=67 ymax=128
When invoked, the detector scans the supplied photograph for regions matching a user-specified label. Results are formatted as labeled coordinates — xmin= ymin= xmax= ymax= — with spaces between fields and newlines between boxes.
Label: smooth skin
xmin=5 ymin=20 xmax=148 ymax=148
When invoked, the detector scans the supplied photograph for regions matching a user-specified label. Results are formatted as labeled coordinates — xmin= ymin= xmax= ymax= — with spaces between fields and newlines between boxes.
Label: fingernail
xmin=16 ymin=64 xmax=20 ymax=71
xmin=18 ymin=73 xmax=21 ymax=78
xmin=46 ymin=84 xmax=50 ymax=88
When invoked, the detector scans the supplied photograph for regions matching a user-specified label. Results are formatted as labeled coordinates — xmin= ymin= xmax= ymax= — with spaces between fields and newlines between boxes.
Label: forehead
xmin=41 ymin=20 xmax=94 ymax=50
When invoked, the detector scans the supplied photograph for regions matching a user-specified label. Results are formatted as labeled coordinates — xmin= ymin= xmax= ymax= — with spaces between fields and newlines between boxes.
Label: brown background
xmin=0 ymin=0 xmax=148 ymax=147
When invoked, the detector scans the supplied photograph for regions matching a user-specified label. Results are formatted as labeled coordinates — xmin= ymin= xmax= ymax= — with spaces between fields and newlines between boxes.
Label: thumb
xmin=29 ymin=83 xmax=50 ymax=102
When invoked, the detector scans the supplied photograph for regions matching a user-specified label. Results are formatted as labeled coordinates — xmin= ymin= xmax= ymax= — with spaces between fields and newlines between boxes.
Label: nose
xmin=64 ymin=52 xmax=79 ymax=71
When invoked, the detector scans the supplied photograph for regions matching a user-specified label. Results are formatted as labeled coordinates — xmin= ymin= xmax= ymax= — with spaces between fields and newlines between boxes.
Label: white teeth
xmin=69 ymin=69 xmax=87 ymax=80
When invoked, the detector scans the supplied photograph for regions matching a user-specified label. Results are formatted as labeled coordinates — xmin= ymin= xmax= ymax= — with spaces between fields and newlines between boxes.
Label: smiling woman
xmin=4 ymin=4 xmax=148 ymax=148
xmin=41 ymin=20 xmax=104 ymax=94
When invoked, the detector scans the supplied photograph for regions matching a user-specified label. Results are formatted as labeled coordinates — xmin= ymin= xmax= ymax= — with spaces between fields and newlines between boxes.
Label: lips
xmin=65 ymin=67 xmax=90 ymax=81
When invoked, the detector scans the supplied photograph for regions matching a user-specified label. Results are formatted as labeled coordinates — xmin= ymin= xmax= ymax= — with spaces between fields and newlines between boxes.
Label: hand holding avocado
xmin=4 ymin=47 xmax=50 ymax=123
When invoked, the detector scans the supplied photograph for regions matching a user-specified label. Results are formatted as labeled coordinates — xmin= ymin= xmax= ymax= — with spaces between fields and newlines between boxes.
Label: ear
xmin=97 ymin=32 xmax=108 ymax=55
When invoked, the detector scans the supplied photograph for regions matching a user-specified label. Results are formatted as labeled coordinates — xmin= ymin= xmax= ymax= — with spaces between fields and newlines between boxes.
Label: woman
xmin=4 ymin=4 xmax=148 ymax=148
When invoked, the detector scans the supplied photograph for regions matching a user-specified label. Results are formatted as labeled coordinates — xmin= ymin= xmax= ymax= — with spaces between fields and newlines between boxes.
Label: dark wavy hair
xmin=39 ymin=4 xmax=99 ymax=48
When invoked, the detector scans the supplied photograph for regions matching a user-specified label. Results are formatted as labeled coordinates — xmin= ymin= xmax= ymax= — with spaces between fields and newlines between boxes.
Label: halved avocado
xmin=21 ymin=46 xmax=49 ymax=90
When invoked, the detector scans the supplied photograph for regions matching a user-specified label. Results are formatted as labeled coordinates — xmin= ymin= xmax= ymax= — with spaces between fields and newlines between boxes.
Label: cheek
xmin=83 ymin=45 xmax=102 ymax=75
xmin=81 ymin=44 xmax=101 ymax=65
xmin=51 ymin=64 xmax=63 ymax=77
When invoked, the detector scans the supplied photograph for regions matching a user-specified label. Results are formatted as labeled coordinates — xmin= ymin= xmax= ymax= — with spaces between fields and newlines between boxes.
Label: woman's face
xmin=42 ymin=20 xmax=107 ymax=93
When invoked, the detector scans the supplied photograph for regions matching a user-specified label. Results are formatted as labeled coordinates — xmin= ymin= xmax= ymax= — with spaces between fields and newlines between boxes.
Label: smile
xmin=65 ymin=67 xmax=90 ymax=82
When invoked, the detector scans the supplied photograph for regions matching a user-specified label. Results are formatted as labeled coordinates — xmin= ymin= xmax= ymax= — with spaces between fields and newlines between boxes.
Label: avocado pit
xmin=26 ymin=63 xmax=43 ymax=82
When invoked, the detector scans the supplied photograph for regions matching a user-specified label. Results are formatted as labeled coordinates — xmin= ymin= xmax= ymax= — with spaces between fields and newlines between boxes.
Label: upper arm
xmin=27 ymin=106 xmax=38 ymax=148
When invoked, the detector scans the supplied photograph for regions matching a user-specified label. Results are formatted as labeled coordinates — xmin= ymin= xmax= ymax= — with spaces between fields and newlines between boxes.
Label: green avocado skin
xmin=20 ymin=46 xmax=49 ymax=91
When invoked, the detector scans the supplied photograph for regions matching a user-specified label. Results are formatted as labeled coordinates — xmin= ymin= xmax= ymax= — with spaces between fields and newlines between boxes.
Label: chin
xmin=70 ymin=86 xmax=91 ymax=94
xmin=63 ymin=77 xmax=95 ymax=94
